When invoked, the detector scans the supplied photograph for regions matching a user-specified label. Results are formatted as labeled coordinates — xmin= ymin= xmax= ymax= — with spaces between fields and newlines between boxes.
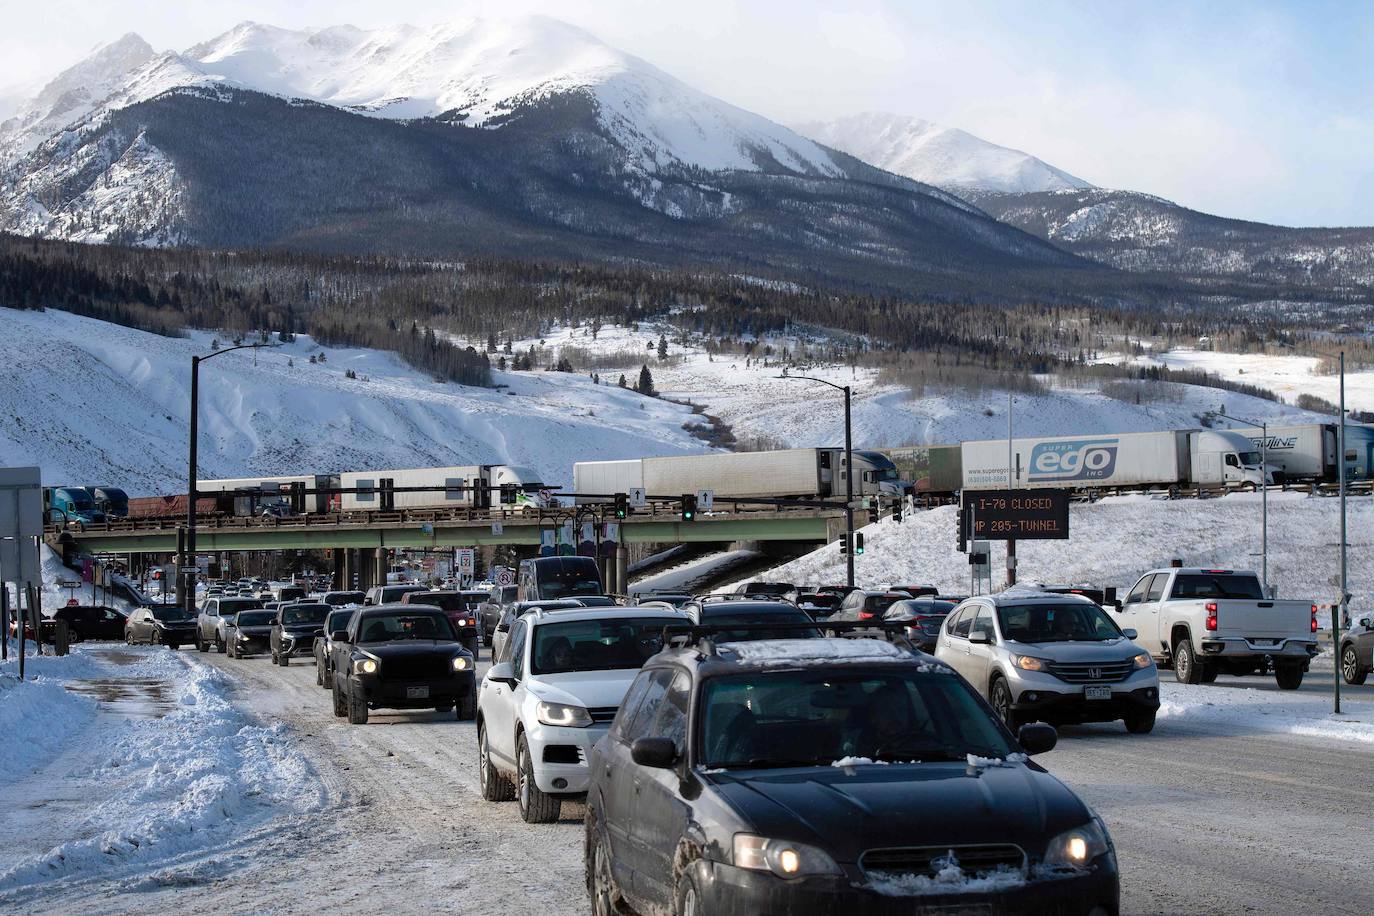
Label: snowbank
xmin=1157 ymin=682 xmax=1374 ymax=744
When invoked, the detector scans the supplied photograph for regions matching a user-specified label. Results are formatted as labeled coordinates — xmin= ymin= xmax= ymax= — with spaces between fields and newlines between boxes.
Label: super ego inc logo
xmin=1028 ymin=438 xmax=1119 ymax=482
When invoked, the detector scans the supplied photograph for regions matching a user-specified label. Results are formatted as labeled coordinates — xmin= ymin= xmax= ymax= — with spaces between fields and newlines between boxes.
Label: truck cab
xmin=851 ymin=450 xmax=911 ymax=497
xmin=43 ymin=487 xmax=106 ymax=526
xmin=1191 ymin=430 xmax=1269 ymax=487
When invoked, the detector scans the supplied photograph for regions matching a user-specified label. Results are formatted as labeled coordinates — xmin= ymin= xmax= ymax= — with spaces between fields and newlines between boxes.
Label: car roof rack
xmin=660 ymin=620 xmax=915 ymax=656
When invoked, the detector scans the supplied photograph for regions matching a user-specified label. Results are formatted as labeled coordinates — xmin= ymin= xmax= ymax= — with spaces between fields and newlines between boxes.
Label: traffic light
xmin=839 ymin=534 xmax=849 ymax=555
xmin=891 ymin=499 xmax=903 ymax=523
xmin=500 ymin=483 xmax=519 ymax=505
xmin=613 ymin=493 xmax=629 ymax=519
xmin=854 ymin=532 xmax=865 ymax=555
xmin=957 ymin=503 xmax=968 ymax=553
xmin=868 ymin=497 xmax=880 ymax=525
xmin=681 ymin=494 xmax=697 ymax=521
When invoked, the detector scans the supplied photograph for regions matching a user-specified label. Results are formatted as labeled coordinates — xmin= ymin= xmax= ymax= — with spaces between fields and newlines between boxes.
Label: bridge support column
xmin=374 ymin=547 xmax=388 ymax=591
xmin=331 ymin=551 xmax=345 ymax=591
xmin=616 ymin=545 xmax=628 ymax=598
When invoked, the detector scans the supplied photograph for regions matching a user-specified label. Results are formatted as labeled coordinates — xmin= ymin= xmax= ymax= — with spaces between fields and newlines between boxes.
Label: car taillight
xmin=1205 ymin=602 xmax=1217 ymax=631
xmin=858 ymin=610 xmax=876 ymax=620
xmin=1311 ymin=604 xmax=1318 ymax=633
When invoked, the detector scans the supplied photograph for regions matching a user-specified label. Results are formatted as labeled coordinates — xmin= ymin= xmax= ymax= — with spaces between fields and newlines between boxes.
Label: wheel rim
xmin=993 ymin=683 xmax=1011 ymax=723
xmin=478 ymin=729 xmax=490 ymax=791
xmin=1177 ymin=646 xmax=1190 ymax=680
xmin=518 ymin=744 xmax=529 ymax=810
xmin=592 ymin=836 xmax=614 ymax=916
xmin=681 ymin=884 xmax=697 ymax=916
xmin=1344 ymin=648 xmax=1358 ymax=681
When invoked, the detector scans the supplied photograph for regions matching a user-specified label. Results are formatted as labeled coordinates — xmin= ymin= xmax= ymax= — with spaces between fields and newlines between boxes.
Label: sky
xmin=0 ymin=0 xmax=1369 ymax=227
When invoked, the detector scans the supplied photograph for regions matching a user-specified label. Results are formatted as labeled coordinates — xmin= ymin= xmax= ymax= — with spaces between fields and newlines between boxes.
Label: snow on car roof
xmin=716 ymin=638 xmax=915 ymax=667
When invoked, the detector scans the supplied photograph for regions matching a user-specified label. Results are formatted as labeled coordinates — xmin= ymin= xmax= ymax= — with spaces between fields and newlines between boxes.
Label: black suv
xmin=329 ymin=604 xmax=477 ymax=724
xmin=270 ymin=602 xmax=330 ymax=666
xmin=585 ymin=634 xmax=1118 ymax=915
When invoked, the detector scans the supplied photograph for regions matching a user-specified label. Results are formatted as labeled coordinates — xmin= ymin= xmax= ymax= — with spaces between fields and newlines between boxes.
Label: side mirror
xmin=1361 ymin=617 xmax=1372 ymax=630
xmin=631 ymin=737 xmax=677 ymax=769
xmin=330 ymin=629 xmax=348 ymax=642
xmin=363 ymin=597 xmax=374 ymax=606
xmin=1104 ymin=587 xmax=1118 ymax=607
xmin=487 ymin=661 xmax=516 ymax=686
xmin=1123 ymin=628 xmax=1138 ymax=640
xmin=496 ymin=622 xmax=510 ymax=633
xmin=271 ymin=616 xmax=280 ymax=626
xmin=1017 ymin=722 xmax=1058 ymax=756
xmin=969 ymin=629 xmax=992 ymax=645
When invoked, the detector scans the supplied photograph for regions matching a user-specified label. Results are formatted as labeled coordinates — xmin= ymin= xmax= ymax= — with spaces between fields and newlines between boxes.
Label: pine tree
xmin=657 ymin=334 xmax=668 ymax=360
xmin=618 ymin=374 xmax=628 ymax=388
xmin=636 ymin=364 xmax=656 ymax=396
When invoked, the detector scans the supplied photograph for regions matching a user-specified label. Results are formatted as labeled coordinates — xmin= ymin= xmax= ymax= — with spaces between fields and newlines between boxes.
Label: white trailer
xmin=1229 ymin=424 xmax=1333 ymax=481
xmin=196 ymin=474 xmax=338 ymax=514
xmin=572 ymin=449 xmax=907 ymax=503
xmin=339 ymin=466 xmax=488 ymax=511
xmin=487 ymin=465 xmax=555 ymax=509
xmin=961 ymin=429 xmax=1265 ymax=491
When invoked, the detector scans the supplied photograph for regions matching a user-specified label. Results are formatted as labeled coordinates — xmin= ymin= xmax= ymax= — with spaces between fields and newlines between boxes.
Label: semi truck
xmin=42 ymin=487 xmax=106 ymax=526
xmin=961 ymin=429 xmax=1268 ymax=491
xmin=881 ymin=444 xmax=963 ymax=494
xmin=339 ymin=466 xmax=490 ymax=511
xmin=1228 ymin=422 xmax=1374 ymax=483
xmin=197 ymin=475 xmax=341 ymax=515
xmin=572 ymin=448 xmax=908 ymax=502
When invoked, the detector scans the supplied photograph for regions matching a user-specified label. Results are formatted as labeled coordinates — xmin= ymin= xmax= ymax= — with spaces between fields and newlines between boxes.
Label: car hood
xmin=526 ymin=669 xmax=639 ymax=709
xmin=1004 ymin=637 xmax=1140 ymax=662
xmin=236 ymin=624 xmax=274 ymax=636
xmin=705 ymin=761 xmax=1091 ymax=861
xmin=361 ymin=640 xmax=464 ymax=659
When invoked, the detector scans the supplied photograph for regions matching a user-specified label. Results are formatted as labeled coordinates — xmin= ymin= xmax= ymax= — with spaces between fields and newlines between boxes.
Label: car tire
xmin=167 ymin=642 xmax=180 ymax=651
xmin=331 ymin=678 xmax=347 ymax=718
xmin=1275 ymin=663 xmax=1304 ymax=690
xmin=587 ymin=816 xmax=623 ymax=916
xmin=674 ymin=868 xmax=703 ymax=916
xmin=196 ymin=633 xmax=208 ymax=653
xmin=278 ymin=652 xmax=289 ymax=667
xmin=1199 ymin=662 xmax=1218 ymax=683
xmin=347 ymin=682 xmax=369 ymax=725
xmin=479 ymin=724 xmax=516 ymax=802
xmin=1173 ymin=639 xmax=1203 ymax=685
xmin=315 ymin=659 xmax=325 ymax=687
xmin=216 ymin=634 xmax=225 ymax=653
xmin=456 ymin=691 xmax=477 ymax=721
xmin=516 ymin=733 xmax=560 ymax=823
xmin=989 ymin=676 xmax=1018 ymax=729
xmin=1342 ymin=646 xmax=1368 ymax=686
xmin=152 ymin=629 xmax=162 ymax=647
xmin=1124 ymin=711 xmax=1156 ymax=734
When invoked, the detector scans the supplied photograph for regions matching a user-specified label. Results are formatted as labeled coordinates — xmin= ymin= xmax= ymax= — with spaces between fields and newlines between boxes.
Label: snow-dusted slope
xmin=795 ymin=112 xmax=1091 ymax=193
xmin=3 ymin=17 xmax=839 ymax=179
xmin=0 ymin=307 xmax=709 ymax=495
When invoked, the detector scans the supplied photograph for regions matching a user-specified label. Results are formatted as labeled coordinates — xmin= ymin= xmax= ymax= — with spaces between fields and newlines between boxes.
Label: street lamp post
xmin=1217 ymin=409 xmax=1268 ymax=595
xmin=181 ymin=343 xmax=271 ymax=613
xmin=778 ymin=373 xmax=855 ymax=587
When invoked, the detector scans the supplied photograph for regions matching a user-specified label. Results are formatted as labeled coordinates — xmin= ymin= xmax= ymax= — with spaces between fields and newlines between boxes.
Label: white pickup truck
xmin=1115 ymin=568 xmax=1318 ymax=689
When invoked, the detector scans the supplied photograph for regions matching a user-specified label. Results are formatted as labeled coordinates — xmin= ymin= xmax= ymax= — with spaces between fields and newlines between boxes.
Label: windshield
xmin=530 ymin=617 xmax=670 ymax=674
xmin=382 ymin=586 xmax=428 ymax=602
xmin=700 ymin=609 xmax=821 ymax=641
xmin=1237 ymin=450 xmax=1263 ymax=466
xmin=872 ymin=467 xmax=902 ymax=482
xmin=409 ymin=593 xmax=471 ymax=612
xmin=888 ymin=600 xmax=956 ymax=618
xmin=864 ymin=594 xmax=906 ymax=613
xmin=997 ymin=602 xmax=1121 ymax=643
xmin=357 ymin=612 xmax=456 ymax=642
xmin=326 ymin=609 xmax=353 ymax=632
xmin=536 ymin=563 xmax=603 ymax=599
xmin=152 ymin=607 xmax=193 ymax=622
xmin=743 ymin=582 xmax=792 ymax=596
xmin=282 ymin=604 xmax=329 ymax=625
xmin=323 ymin=592 xmax=364 ymax=606
xmin=279 ymin=587 xmax=306 ymax=599
xmin=701 ymin=670 xmax=1012 ymax=768
xmin=1170 ymin=573 xmax=1264 ymax=600
xmin=236 ymin=611 xmax=275 ymax=627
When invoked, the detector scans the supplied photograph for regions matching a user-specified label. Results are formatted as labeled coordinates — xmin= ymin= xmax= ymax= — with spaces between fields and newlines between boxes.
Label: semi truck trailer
xmin=1229 ymin=422 xmax=1374 ymax=483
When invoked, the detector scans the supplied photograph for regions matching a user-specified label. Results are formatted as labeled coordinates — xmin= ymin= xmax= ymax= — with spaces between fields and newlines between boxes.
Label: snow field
xmin=1157 ymin=681 xmax=1374 ymax=744
xmin=0 ymin=643 xmax=324 ymax=898
xmin=746 ymin=490 xmax=1371 ymax=626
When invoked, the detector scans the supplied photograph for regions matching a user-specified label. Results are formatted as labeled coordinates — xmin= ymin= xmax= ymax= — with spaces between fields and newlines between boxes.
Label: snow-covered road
xmin=5 ymin=643 xmax=1374 ymax=914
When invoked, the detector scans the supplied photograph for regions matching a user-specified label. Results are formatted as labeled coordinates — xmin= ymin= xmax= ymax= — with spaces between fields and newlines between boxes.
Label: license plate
xmin=406 ymin=686 xmax=430 ymax=699
xmin=1085 ymin=686 xmax=1112 ymax=701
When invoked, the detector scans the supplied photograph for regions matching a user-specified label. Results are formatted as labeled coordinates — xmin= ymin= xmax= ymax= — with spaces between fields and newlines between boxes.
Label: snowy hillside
xmin=750 ymin=490 xmax=1371 ymax=625
xmin=2 ymin=17 xmax=839 ymax=180
xmin=0 ymin=307 xmax=707 ymax=495
xmin=508 ymin=322 xmax=1326 ymax=450
xmin=795 ymin=112 xmax=1091 ymax=194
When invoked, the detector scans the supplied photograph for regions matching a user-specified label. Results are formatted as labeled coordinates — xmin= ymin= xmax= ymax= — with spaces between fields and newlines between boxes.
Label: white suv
xmin=476 ymin=605 xmax=688 ymax=823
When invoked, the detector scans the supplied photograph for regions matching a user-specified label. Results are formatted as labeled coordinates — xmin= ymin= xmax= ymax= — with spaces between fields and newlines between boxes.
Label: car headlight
xmin=1013 ymin=654 xmax=1049 ymax=671
xmin=536 ymin=701 xmax=592 ymax=728
xmin=733 ymin=834 xmax=841 ymax=878
xmin=1043 ymin=819 xmax=1111 ymax=869
xmin=452 ymin=655 xmax=471 ymax=672
xmin=1133 ymin=652 xmax=1153 ymax=669
xmin=353 ymin=658 xmax=379 ymax=675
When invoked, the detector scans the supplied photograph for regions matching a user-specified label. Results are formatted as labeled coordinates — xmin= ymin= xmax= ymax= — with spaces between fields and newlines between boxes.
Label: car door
xmin=1118 ymin=575 xmax=1150 ymax=639
xmin=99 ymin=607 xmax=124 ymax=639
xmin=628 ymin=669 xmax=693 ymax=908
xmin=598 ymin=669 xmax=657 ymax=892
xmin=607 ymin=669 xmax=674 ymax=896
xmin=937 ymin=605 xmax=973 ymax=677
xmin=128 ymin=609 xmax=147 ymax=641
xmin=1142 ymin=573 xmax=1169 ymax=652
xmin=486 ymin=618 xmax=528 ymax=767
xmin=963 ymin=606 xmax=997 ymax=693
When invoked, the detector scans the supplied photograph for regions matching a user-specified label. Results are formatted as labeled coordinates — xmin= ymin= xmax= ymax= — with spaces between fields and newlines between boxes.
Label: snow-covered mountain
xmin=0 ymin=16 xmax=1088 ymax=296
xmin=794 ymin=112 xmax=1092 ymax=194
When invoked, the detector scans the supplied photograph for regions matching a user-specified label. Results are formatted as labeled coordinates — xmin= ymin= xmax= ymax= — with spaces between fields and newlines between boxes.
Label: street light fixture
xmin=1216 ymin=408 xmax=1270 ymax=595
xmin=181 ymin=341 xmax=277 ymax=613
xmin=778 ymin=371 xmax=855 ymax=587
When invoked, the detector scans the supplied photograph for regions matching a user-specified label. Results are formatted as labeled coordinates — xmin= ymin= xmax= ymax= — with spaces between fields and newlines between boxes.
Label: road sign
xmin=491 ymin=521 xmax=504 ymax=536
xmin=496 ymin=568 xmax=515 ymax=587
xmin=961 ymin=489 xmax=1070 ymax=541
xmin=0 ymin=467 xmax=42 ymax=586
xmin=457 ymin=548 xmax=475 ymax=575
xmin=628 ymin=487 xmax=647 ymax=508
xmin=697 ymin=489 xmax=714 ymax=511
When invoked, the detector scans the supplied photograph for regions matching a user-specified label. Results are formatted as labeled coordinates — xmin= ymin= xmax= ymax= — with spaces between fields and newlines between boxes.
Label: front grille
xmin=1046 ymin=660 xmax=1134 ymax=683
xmin=861 ymin=845 xmax=1026 ymax=880
xmin=587 ymin=706 xmax=618 ymax=724
xmin=380 ymin=655 xmax=453 ymax=680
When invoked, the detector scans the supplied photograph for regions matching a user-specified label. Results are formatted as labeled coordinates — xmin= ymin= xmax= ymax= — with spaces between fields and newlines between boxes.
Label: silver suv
xmin=934 ymin=588 xmax=1160 ymax=734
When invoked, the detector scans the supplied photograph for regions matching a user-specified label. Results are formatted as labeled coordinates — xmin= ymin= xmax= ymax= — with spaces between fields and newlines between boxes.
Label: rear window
xmin=323 ymin=592 xmax=364 ymax=606
xmin=357 ymin=612 xmax=456 ymax=642
xmin=407 ymin=592 xmax=468 ymax=611
xmin=236 ymin=611 xmax=276 ymax=627
xmin=700 ymin=608 xmax=821 ymax=641
xmin=1169 ymin=574 xmax=1264 ymax=600
xmin=220 ymin=599 xmax=264 ymax=614
xmin=152 ymin=606 xmax=193 ymax=622
xmin=863 ymin=594 xmax=905 ymax=614
xmin=282 ymin=604 xmax=329 ymax=625
xmin=534 ymin=560 xmax=603 ymax=599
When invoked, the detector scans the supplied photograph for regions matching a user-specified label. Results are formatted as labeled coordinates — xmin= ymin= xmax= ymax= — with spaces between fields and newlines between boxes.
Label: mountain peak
xmin=796 ymin=111 xmax=1093 ymax=194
